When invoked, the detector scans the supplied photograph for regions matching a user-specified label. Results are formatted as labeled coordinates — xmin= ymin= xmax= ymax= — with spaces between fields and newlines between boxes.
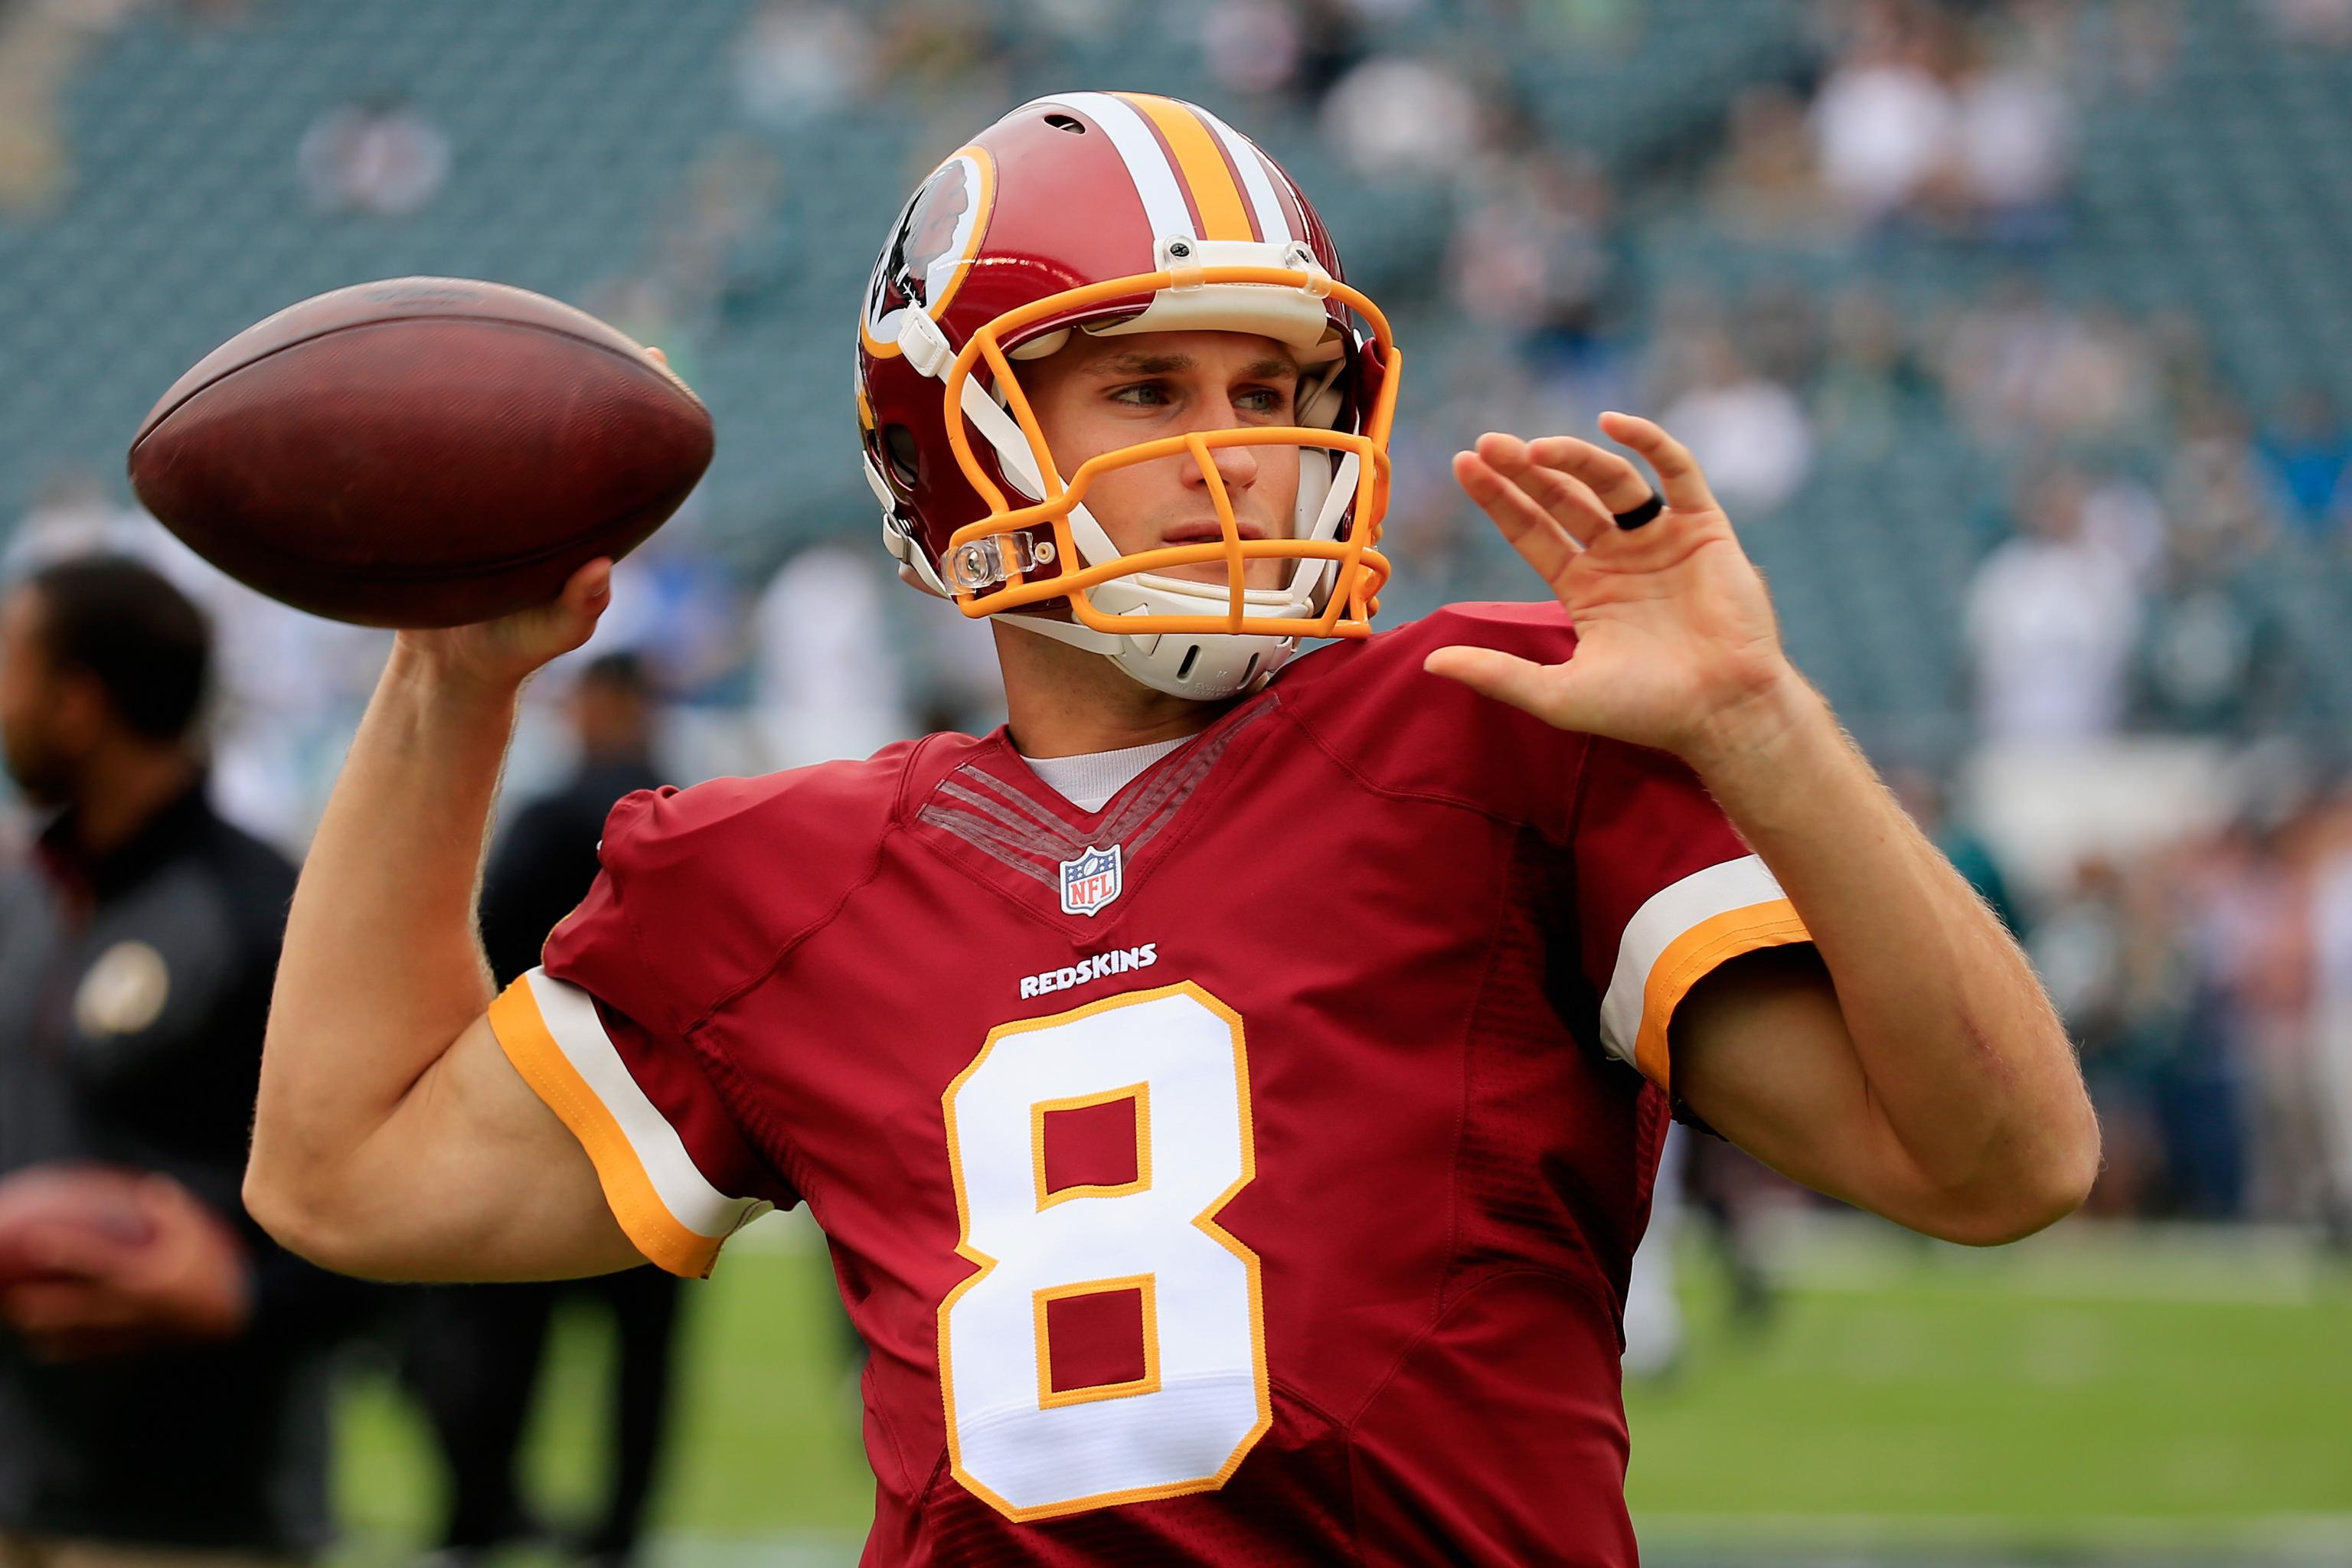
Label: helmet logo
xmin=1058 ymin=844 xmax=1123 ymax=918
xmin=862 ymin=149 xmax=993 ymax=356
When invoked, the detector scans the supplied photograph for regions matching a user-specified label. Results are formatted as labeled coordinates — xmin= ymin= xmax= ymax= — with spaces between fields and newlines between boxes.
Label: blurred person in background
xmin=2032 ymin=854 xmax=2164 ymax=1214
xmin=2256 ymin=385 xmax=2352 ymax=537
xmin=1962 ymin=464 xmax=2142 ymax=744
xmin=1945 ymin=2 xmax=2072 ymax=244
xmin=297 ymin=92 xmax=449 ymax=218
xmin=402 ymin=652 xmax=681 ymax=1568
xmin=1655 ymin=330 xmax=1814 ymax=517
xmin=1811 ymin=0 xmax=1958 ymax=224
xmin=733 ymin=0 xmax=879 ymax=127
xmin=753 ymin=541 xmax=910 ymax=768
xmin=1810 ymin=288 xmax=1930 ymax=459
xmin=1936 ymin=279 xmax=2153 ymax=450
xmin=2192 ymin=811 xmax=2313 ymax=1220
xmin=1707 ymin=83 xmax=1847 ymax=245
xmin=1316 ymin=51 xmax=1482 ymax=181
xmin=6 ymin=480 xmax=390 ymax=854
xmin=0 ymin=557 xmax=358 ymax=1567
xmin=2307 ymin=780 xmax=2352 ymax=1244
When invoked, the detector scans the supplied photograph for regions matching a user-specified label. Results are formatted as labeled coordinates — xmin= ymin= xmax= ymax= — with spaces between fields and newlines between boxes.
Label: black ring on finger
xmin=1612 ymin=492 xmax=1664 ymax=530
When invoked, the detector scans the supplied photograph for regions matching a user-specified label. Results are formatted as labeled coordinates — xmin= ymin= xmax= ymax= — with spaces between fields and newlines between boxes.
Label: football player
xmin=247 ymin=94 xmax=2098 ymax=1564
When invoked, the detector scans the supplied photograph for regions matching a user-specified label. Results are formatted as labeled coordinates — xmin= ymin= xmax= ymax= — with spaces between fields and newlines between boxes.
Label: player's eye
xmin=1235 ymin=385 xmax=1292 ymax=416
xmin=1109 ymin=381 xmax=1172 ymax=407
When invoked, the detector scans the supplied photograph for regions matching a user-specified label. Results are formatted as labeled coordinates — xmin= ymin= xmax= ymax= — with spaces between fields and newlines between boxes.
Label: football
xmin=126 ymin=276 xmax=714 ymax=628
xmin=0 ymin=1166 xmax=155 ymax=1288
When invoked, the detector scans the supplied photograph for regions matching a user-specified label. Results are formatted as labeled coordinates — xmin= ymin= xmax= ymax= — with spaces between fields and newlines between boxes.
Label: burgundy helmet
xmin=854 ymin=91 xmax=1401 ymax=700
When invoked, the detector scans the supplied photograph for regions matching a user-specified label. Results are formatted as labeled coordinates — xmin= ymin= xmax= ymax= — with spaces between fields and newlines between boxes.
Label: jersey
xmin=485 ymin=603 xmax=1813 ymax=1566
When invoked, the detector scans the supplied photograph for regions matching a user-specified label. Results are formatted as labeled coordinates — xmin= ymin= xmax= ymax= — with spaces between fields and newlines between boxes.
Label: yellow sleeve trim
xmin=488 ymin=980 xmax=723 ymax=1279
xmin=1632 ymin=897 xmax=1814 ymax=1093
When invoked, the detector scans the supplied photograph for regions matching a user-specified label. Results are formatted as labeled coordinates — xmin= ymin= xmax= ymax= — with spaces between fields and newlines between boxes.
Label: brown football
xmin=0 ymin=1165 xmax=155 ymax=1289
xmin=127 ymin=276 xmax=714 ymax=628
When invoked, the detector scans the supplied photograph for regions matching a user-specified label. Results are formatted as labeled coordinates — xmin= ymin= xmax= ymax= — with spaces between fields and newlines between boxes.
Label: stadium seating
xmin=7 ymin=0 xmax=2352 ymax=741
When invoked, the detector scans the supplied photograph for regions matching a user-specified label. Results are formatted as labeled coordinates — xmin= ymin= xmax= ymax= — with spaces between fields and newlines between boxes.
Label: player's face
xmin=1022 ymin=330 xmax=1304 ymax=590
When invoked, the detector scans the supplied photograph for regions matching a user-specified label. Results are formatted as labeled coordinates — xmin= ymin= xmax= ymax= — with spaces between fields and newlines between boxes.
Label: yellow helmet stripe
xmin=1119 ymin=93 xmax=1256 ymax=243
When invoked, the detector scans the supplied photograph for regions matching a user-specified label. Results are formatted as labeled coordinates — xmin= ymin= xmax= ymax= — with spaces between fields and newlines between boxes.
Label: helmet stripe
xmin=1119 ymin=93 xmax=1255 ymax=243
xmin=1042 ymin=91 xmax=1197 ymax=246
xmin=1193 ymin=105 xmax=1295 ymax=247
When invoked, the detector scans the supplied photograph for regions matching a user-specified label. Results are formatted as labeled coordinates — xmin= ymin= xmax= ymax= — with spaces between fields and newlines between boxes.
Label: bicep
xmin=332 ymin=1014 xmax=645 ymax=1282
xmin=1669 ymin=946 xmax=1944 ymax=1230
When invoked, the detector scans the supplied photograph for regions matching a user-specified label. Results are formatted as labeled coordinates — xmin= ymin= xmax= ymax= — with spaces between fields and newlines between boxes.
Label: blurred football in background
xmin=0 ymin=1165 xmax=156 ymax=1289
xmin=126 ymin=276 xmax=714 ymax=629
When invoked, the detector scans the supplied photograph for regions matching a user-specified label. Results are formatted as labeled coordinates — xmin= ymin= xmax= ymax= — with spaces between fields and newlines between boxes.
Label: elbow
xmin=240 ymin=1158 xmax=322 ymax=1264
xmin=1919 ymin=1101 xmax=2104 ymax=1248
xmin=242 ymin=1154 xmax=370 ymax=1276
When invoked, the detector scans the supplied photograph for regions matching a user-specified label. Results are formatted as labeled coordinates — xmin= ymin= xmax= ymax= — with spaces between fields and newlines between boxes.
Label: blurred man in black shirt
xmin=404 ymin=652 xmax=681 ymax=1568
xmin=0 ymin=557 xmax=351 ymax=1566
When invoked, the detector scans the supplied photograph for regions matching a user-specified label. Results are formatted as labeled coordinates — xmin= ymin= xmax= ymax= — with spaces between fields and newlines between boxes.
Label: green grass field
xmin=331 ymin=1216 xmax=2352 ymax=1567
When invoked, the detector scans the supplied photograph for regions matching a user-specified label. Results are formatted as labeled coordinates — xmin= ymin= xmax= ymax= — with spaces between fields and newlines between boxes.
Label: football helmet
xmin=855 ymin=92 xmax=1400 ymax=701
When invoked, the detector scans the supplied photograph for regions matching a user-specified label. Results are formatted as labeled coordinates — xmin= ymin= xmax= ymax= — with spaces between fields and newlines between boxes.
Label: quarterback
xmin=247 ymin=94 xmax=2098 ymax=1564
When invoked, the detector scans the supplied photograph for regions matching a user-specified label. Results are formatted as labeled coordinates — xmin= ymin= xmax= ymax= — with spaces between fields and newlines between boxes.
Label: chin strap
xmin=999 ymin=609 xmax=1129 ymax=655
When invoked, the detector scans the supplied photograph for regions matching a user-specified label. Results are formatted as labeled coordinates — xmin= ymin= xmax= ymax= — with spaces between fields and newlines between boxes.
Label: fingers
xmin=566 ymin=556 xmax=614 ymax=613
xmin=1473 ymin=433 xmax=1616 ymax=547
xmin=1597 ymin=411 xmax=1720 ymax=517
xmin=543 ymin=558 xmax=614 ymax=658
xmin=544 ymin=557 xmax=613 ymax=642
xmin=1525 ymin=433 xmax=1655 ymax=518
xmin=2 ymin=1281 xmax=143 ymax=1341
xmin=1452 ymin=449 xmax=1583 ymax=586
xmin=1422 ymin=645 xmax=1560 ymax=718
xmin=16 ymin=1223 xmax=132 ymax=1281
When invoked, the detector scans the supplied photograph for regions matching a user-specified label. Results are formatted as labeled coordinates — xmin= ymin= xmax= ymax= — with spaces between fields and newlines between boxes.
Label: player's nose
xmin=1179 ymin=420 xmax=1260 ymax=493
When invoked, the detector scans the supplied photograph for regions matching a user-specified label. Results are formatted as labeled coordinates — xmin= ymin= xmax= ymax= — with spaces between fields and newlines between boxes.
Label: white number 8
xmin=939 ymin=982 xmax=1270 ymax=1520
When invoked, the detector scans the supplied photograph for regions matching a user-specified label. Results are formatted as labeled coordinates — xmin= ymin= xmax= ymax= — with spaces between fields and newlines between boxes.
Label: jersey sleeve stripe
xmin=1598 ymin=855 xmax=1814 ymax=1089
xmin=487 ymin=970 xmax=763 ymax=1278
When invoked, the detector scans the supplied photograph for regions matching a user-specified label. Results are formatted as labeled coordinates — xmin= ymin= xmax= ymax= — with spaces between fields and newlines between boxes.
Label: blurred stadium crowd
xmin=6 ymin=0 xmax=2352 ymax=1246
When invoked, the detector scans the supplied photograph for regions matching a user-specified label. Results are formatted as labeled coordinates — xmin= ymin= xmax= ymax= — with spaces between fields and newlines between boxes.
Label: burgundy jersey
xmin=488 ymin=603 xmax=1811 ymax=1566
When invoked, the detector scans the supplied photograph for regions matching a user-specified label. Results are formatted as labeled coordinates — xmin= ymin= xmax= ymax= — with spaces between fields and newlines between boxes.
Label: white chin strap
xmin=1004 ymin=605 xmax=1295 ymax=701
xmin=890 ymin=240 xmax=1360 ymax=703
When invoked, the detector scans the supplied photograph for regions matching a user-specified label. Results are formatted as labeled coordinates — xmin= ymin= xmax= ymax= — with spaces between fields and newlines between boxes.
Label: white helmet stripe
xmin=1042 ymin=91 xmax=1197 ymax=246
xmin=1196 ymin=105 xmax=1295 ymax=246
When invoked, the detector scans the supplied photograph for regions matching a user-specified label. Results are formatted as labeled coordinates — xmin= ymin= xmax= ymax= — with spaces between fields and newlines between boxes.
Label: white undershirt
xmin=1018 ymin=737 xmax=1188 ymax=814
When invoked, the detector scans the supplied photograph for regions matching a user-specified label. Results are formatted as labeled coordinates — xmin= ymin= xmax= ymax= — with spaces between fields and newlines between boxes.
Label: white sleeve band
xmin=1596 ymin=855 xmax=1798 ymax=1068
xmin=522 ymin=968 xmax=766 ymax=1242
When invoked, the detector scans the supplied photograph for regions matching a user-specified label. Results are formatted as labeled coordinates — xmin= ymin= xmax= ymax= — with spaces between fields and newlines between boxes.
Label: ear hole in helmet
xmin=1176 ymin=645 xmax=1200 ymax=681
xmin=882 ymin=424 xmax=920 ymax=492
xmin=1044 ymin=113 xmax=1086 ymax=134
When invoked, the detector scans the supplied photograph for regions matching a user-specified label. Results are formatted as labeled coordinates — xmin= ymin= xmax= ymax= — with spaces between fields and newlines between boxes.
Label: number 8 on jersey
xmin=939 ymin=982 xmax=1272 ymax=1520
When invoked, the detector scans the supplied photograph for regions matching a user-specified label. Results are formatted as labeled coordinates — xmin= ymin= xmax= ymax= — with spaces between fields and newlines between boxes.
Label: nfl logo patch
xmin=1059 ymin=844 xmax=1123 ymax=918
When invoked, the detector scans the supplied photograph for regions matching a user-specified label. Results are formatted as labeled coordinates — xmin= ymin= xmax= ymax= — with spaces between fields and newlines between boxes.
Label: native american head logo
xmin=863 ymin=149 xmax=992 ymax=353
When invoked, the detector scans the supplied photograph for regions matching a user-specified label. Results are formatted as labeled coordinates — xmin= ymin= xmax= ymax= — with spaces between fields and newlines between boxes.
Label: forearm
xmin=251 ymin=643 xmax=518 ymax=1189
xmin=1685 ymin=677 xmax=2095 ymax=1210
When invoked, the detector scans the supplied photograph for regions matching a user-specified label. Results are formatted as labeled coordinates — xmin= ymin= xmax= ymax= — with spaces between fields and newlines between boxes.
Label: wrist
xmin=1681 ymin=665 xmax=1830 ymax=785
xmin=387 ymin=635 xmax=528 ymax=711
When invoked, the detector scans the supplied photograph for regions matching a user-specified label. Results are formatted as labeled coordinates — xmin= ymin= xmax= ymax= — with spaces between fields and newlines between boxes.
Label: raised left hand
xmin=1423 ymin=413 xmax=1804 ymax=767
